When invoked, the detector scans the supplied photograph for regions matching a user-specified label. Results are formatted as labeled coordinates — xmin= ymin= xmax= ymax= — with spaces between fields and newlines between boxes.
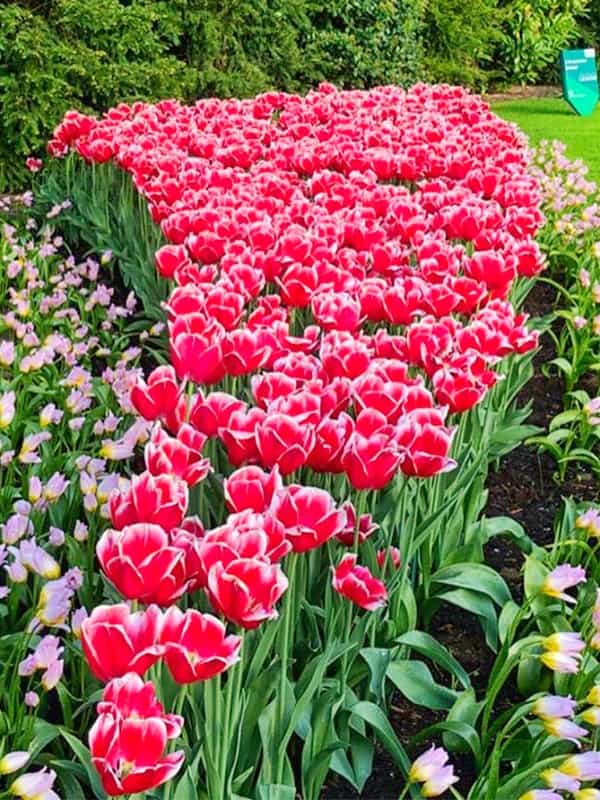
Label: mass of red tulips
xmin=49 ymin=82 xmax=545 ymax=797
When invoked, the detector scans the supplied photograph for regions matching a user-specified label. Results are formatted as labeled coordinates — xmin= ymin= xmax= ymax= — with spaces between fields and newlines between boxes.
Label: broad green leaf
xmin=434 ymin=588 xmax=499 ymax=650
xmin=60 ymin=730 xmax=106 ymax=800
xmin=360 ymin=648 xmax=392 ymax=703
xmin=386 ymin=660 xmax=458 ymax=710
xmin=395 ymin=630 xmax=471 ymax=689
xmin=431 ymin=563 xmax=511 ymax=607
xmin=442 ymin=690 xmax=483 ymax=754
xmin=349 ymin=701 xmax=416 ymax=796
xmin=256 ymin=785 xmax=295 ymax=800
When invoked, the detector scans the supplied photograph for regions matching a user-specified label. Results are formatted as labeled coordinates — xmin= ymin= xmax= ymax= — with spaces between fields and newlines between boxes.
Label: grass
xmin=492 ymin=97 xmax=600 ymax=183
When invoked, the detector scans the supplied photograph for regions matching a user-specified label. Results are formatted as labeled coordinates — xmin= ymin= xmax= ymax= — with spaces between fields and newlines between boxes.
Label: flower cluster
xmin=49 ymin=84 xmax=543 ymax=495
xmin=45 ymin=83 xmax=548 ymax=798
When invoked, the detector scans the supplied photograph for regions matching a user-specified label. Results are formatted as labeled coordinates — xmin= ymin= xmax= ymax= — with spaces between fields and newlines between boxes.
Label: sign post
xmin=560 ymin=48 xmax=599 ymax=116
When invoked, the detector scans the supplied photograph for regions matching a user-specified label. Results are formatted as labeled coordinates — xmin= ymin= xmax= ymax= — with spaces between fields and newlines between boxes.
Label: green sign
xmin=560 ymin=48 xmax=599 ymax=116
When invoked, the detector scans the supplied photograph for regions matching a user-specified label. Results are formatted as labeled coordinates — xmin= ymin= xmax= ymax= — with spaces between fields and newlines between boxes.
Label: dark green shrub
xmin=0 ymin=2 xmax=196 ymax=191
xmin=497 ymin=0 xmax=590 ymax=85
xmin=421 ymin=0 xmax=503 ymax=90
xmin=300 ymin=0 xmax=423 ymax=89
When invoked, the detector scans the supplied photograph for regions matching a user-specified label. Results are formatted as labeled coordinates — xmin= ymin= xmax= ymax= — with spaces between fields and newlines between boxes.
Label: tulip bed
xmin=4 ymin=84 xmax=600 ymax=800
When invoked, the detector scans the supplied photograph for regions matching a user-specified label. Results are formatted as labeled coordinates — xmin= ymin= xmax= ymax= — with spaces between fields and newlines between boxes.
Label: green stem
xmin=274 ymin=553 xmax=298 ymax=783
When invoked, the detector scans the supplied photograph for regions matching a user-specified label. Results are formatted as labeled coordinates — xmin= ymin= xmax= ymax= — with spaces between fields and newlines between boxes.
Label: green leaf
xmin=549 ymin=409 xmax=580 ymax=430
xmin=431 ymin=563 xmax=511 ymax=607
xmin=442 ymin=690 xmax=483 ymax=754
xmin=395 ymin=630 xmax=471 ymax=689
xmin=386 ymin=660 xmax=458 ymax=710
xmin=434 ymin=588 xmax=499 ymax=650
xmin=255 ymin=785 xmax=295 ymax=800
xmin=414 ymin=719 xmax=481 ymax=760
xmin=349 ymin=701 xmax=417 ymax=797
xmin=60 ymin=730 xmax=106 ymax=800
xmin=360 ymin=648 xmax=392 ymax=703
xmin=173 ymin=746 xmax=204 ymax=800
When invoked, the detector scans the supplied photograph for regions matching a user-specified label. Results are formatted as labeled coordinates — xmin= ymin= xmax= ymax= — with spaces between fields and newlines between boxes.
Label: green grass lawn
xmin=492 ymin=97 xmax=600 ymax=183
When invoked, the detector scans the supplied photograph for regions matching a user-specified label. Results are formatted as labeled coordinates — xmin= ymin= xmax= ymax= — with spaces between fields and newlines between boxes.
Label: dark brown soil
xmin=323 ymin=279 xmax=599 ymax=798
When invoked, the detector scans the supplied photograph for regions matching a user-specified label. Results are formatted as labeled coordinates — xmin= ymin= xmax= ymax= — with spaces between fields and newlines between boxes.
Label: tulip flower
xmin=518 ymin=792 xmax=563 ymax=800
xmin=144 ymin=424 xmax=211 ymax=487
xmin=206 ymin=557 xmax=288 ymax=629
xmin=559 ymin=751 xmax=600 ymax=780
xmin=336 ymin=501 xmax=378 ymax=546
xmin=109 ymin=471 xmax=188 ymax=531
xmin=9 ymin=768 xmax=60 ymax=800
xmin=271 ymin=484 xmax=346 ymax=552
xmin=97 ymin=672 xmax=183 ymax=740
xmin=332 ymin=554 xmax=387 ymax=611
xmin=396 ymin=408 xmax=456 ymax=478
xmin=219 ymin=407 xmax=265 ymax=467
xmin=408 ymin=746 xmax=458 ymax=797
xmin=97 ymin=524 xmax=190 ymax=606
xmin=532 ymin=694 xmax=577 ymax=720
xmin=130 ymin=365 xmax=182 ymax=421
xmin=574 ymin=790 xmax=600 ymax=800
xmin=541 ymin=767 xmax=581 ymax=792
xmin=376 ymin=546 xmax=402 ymax=571
xmin=170 ymin=329 xmax=225 ymax=386
xmin=255 ymin=412 xmax=316 ymax=475
xmin=588 ymin=686 xmax=600 ymax=705
xmin=341 ymin=410 xmax=402 ymax=490
xmin=576 ymin=508 xmax=600 ymax=537
xmin=540 ymin=632 xmax=585 ymax=674
xmin=189 ymin=391 xmax=247 ymax=438
xmin=161 ymin=607 xmax=241 ymax=683
xmin=155 ymin=244 xmax=191 ymax=279
xmin=582 ymin=707 xmax=600 ymax=725
xmin=0 ymin=751 xmax=29 ymax=774
xmin=89 ymin=683 xmax=184 ymax=796
xmin=542 ymin=717 xmax=587 ymax=745
xmin=80 ymin=604 xmax=164 ymax=682
xmin=541 ymin=564 xmax=586 ymax=604
xmin=224 ymin=465 xmax=282 ymax=513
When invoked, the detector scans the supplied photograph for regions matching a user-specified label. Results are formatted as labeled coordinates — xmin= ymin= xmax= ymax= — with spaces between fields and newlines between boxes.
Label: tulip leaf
xmin=477 ymin=515 xmax=539 ymax=555
xmin=330 ymin=731 xmax=374 ymax=794
xmin=31 ymin=719 xmax=61 ymax=757
xmin=395 ymin=630 xmax=471 ymax=689
xmin=60 ymin=729 xmax=107 ymax=800
xmin=256 ymin=784 xmax=296 ymax=800
xmin=386 ymin=659 xmax=458 ymax=710
xmin=443 ymin=690 xmax=483 ymax=753
xmin=51 ymin=764 xmax=88 ymax=800
xmin=246 ymin=623 xmax=279 ymax=685
xmin=431 ymin=563 xmax=511 ymax=607
xmin=349 ymin=701 xmax=420 ymax=798
xmin=412 ymin=719 xmax=481 ymax=760
xmin=173 ymin=746 xmax=204 ymax=800
xmin=360 ymin=647 xmax=392 ymax=703
xmin=432 ymin=588 xmax=499 ymax=650
xmin=498 ymin=600 xmax=521 ymax=644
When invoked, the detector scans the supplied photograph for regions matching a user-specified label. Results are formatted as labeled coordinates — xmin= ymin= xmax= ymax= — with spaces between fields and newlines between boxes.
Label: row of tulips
xmin=25 ymin=83 xmax=556 ymax=798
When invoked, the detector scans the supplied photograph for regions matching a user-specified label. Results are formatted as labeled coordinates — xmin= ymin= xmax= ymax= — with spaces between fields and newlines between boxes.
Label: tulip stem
xmin=274 ymin=552 xmax=298 ymax=784
xmin=397 ymin=783 xmax=410 ymax=800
